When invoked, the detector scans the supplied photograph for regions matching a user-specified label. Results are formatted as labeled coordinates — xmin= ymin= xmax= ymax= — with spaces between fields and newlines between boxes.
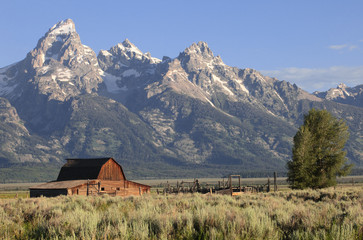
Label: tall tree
xmin=287 ymin=109 xmax=352 ymax=189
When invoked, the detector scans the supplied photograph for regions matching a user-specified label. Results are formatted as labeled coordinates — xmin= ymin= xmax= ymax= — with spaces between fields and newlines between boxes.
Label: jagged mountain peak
xmin=182 ymin=41 xmax=214 ymax=59
xmin=314 ymin=84 xmax=352 ymax=100
xmin=48 ymin=19 xmax=76 ymax=36
xmin=116 ymin=39 xmax=144 ymax=55
xmin=98 ymin=39 xmax=161 ymax=77
xmin=3 ymin=19 xmax=103 ymax=102
xmin=29 ymin=19 xmax=86 ymax=69
xmin=337 ymin=83 xmax=347 ymax=90
xmin=240 ymin=68 xmax=263 ymax=77
xmin=177 ymin=41 xmax=225 ymax=73
xmin=313 ymin=83 xmax=363 ymax=107
xmin=99 ymin=38 xmax=160 ymax=65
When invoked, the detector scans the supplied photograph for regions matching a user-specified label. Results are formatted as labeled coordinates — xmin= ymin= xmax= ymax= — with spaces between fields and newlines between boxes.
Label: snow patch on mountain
xmin=53 ymin=68 xmax=72 ymax=82
xmin=212 ymin=74 xmax=234 ymax=96
xmin=235 ymin=79 xmax=250 ymax=94
xmin=117 ymin=40 xmax=143 ymax=55
xmin=122 ymin=69 xmax=140 ymax=77
xmin=98 ymin=70 xmax=124 ymax=93
xmin=100 ymin=50 xmax=112 ymax=57
xmin=83 ymin=45 xmax=94 ymax=55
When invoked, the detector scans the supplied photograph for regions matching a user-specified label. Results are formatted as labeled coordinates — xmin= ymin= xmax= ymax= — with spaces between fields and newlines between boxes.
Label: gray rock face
xmin=98 ymin=39 xmax=160 ymax=92
xmin=314 ymin=84 xmax=363 ymax=108
xmin=98 ymin=40 xmax=322 ymax=118
xmin=0 ymin=97 xmax=65 ymax=165
xmin=0 ymin=19 xmax=103 ymax=133
xmin=175 ymin=42 xmax=322 ymax=121
xmin=0 ymin=97 xmax=28 ymax=136
xmin=28 ymin=19 xmax=102 ymax=101
xmin=2 ymin=19 xmax=102 ymax=102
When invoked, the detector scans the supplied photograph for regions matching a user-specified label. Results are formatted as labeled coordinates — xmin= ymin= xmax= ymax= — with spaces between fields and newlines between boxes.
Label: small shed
xmin=30 ymin=158 xmax=150 ymax=197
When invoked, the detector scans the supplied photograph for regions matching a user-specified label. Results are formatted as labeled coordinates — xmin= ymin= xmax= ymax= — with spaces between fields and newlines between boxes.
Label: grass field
xmin=1 ymin=176 xmax=362 ymax=197
xmin=0 ymin=185 xmax=362 ymax=239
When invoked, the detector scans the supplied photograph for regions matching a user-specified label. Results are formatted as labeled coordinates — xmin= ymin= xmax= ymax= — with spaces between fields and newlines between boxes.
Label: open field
xmin=0 ymin=187 xmax=362 ymax=239
xmin=0 ymin=191 xmax=29 ymax=199
xmin=1 ymin=176 xmax=362 ymax=197
xmin=0 ymin=182 xmax=43 ymax=191
xmin=135 ymin=175 xmax=363 ymax=187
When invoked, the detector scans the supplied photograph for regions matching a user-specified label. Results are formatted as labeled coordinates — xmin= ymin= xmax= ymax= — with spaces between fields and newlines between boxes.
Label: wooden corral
xmin=160 ymin=175 xmax=271 ymax=195
xmin=30 ymin=158 xmax=150 ymax=197
xmin=215 ymin=175 xmax=267 ymax=195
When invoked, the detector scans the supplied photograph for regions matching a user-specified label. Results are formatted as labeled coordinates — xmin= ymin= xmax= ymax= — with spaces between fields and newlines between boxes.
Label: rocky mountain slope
xmin=313 ymin=84 xmax=363 ymax=108
xmin=0 ymin=19 xmax=362 ymax=181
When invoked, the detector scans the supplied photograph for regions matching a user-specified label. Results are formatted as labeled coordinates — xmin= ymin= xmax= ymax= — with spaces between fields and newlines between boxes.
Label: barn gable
xmin=57 ymin=158 xmax=126 ymax=181
xmin=98 ymin=158 xmax=125 ymax=180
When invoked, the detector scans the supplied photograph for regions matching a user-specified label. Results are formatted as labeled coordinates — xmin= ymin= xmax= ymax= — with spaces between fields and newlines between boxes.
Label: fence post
xmin=229 ymin=175 xmax=232 ymax=195
xmin=87 ymin=180 xmax=89 ymax=196
xmin=274 ymin=172 xmax=277 ymax=192
xmin=239 ymin=176 xmax=241 ymax=192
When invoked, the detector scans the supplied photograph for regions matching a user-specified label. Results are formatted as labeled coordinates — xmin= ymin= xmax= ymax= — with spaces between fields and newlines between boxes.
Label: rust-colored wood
xmin=66 ymin=180 xmax=150 ymax=197
xmin=97 ymin=159 xmax=126 ymax=181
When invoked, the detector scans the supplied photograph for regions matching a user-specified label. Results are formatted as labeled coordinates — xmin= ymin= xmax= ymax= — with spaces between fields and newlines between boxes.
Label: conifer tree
xmin=287 ymin=109 xmax=352 ymax=189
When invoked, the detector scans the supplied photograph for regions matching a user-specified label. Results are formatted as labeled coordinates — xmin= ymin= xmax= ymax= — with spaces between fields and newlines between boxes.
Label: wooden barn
xmin=29 ymin=158 xmax=150 ymax=197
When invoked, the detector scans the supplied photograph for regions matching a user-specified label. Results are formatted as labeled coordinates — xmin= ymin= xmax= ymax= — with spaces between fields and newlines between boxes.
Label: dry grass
xmin=0 ymin=187 xmax=362 ymax=239
xmin=0 ymin=191 xmax=29 ymax=199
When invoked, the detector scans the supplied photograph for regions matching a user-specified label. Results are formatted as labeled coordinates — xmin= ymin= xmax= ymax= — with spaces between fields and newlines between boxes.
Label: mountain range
xmin=0 ymin=19 xmax=362 ymax=182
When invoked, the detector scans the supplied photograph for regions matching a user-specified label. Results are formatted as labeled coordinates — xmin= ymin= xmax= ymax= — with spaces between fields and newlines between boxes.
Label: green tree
xmin=287 ymin=109 xmax=352 ymax=189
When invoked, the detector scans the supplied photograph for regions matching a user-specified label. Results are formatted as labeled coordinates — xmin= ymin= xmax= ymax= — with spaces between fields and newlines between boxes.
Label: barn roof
xmin=56 ymin=157 xmax=126 ymax=181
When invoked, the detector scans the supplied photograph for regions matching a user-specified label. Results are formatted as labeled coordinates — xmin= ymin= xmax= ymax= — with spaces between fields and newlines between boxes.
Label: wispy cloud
xmin=261 ymin=66 xmax=363 ymax=93
xmin=329 ymin=44 xmax=358 ymax=51
xmin=329 ymin=44 xmax=348 ymax=50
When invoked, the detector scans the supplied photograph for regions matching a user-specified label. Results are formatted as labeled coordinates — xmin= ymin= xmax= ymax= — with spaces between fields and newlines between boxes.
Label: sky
xmin=0 ymin=0 xmax=362 ymax=92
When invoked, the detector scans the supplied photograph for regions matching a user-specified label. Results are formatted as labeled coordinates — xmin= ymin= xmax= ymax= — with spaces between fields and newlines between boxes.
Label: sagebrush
xmin=0 ymin=187 xmax=362 ymax=239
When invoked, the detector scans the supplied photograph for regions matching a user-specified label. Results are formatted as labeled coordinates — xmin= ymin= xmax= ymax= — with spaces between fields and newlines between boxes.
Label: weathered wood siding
xmin=67 ymin=180 xmax=150 ymax=197
xmin=98 ymin=159 xmax=125 ymax=180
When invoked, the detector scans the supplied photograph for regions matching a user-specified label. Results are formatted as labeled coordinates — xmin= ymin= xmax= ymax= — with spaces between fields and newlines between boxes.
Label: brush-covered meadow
xmin=0 ymin=187 xmax=362 ymax=240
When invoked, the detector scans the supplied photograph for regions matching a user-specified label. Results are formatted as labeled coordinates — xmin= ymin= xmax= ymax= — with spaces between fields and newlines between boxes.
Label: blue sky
xmin=1 ymin=1 xmax=362 ymax=92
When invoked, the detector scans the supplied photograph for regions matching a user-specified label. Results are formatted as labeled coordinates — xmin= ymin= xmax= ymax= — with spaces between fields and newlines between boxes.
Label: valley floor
xmin=0 ymin=186 xmax=362 ymax=239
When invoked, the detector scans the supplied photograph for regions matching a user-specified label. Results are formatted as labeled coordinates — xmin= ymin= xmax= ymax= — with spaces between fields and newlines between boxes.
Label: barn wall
xmin=30 ymin=189 xmax=68 ymax=198
xmin=68 ymin=180 xmax=150 ymax=197
xmin=98 ymin=160 xmax=125 ymax=181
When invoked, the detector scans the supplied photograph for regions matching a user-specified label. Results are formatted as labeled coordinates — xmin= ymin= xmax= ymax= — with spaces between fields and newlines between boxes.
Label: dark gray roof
xmin=56 ymin=158 xmax=119 ymax=181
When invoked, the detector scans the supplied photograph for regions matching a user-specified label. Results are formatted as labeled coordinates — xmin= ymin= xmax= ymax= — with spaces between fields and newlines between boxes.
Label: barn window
xmin=116 ymin=187 xmax=120 ymax=190
xmin=101 ymin=187 xmax=105 ymax=191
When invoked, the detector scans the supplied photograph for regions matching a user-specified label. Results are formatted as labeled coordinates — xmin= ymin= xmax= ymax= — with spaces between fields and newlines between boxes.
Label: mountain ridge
xmin=0 ymin=19 xmax=362 ymax=182
xmin=313 ymin=83 xmax=363 ymax=108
